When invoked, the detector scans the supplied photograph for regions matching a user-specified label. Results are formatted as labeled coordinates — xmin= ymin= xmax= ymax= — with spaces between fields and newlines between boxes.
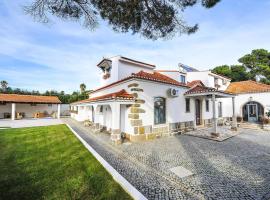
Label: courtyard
xmin=64 ymin=118 xmax=270 ymax=200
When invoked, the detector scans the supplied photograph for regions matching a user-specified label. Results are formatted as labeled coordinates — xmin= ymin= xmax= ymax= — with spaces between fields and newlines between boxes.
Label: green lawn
xmin=0 ymin=125 xmax=132 ymax=200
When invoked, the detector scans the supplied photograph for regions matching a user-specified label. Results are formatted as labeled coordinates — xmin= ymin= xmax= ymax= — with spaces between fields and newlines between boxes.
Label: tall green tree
xmin=238 ymin=49 xmax=270 ymax=83
xmin=212 ymin=49 xmax=270 ymax=84
xmin=212 ymin=65 xmax=232 ymax=78
xmin=24 ymin=0 xmax=220 ymax=40
xmin=80 ymin=83 xmax=86 ymax=94
xmin=0 ymin=80 xmax=8 ymax=92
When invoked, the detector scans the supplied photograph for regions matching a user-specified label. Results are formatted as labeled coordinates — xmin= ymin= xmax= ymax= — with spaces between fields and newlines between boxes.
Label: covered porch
xmin=0 ymin=94 xmax=61 ymax=120
xmin=185 ymin=85 xmax=237 ymax=136
xmin=70 ymin=90 xmax=135 ymax=144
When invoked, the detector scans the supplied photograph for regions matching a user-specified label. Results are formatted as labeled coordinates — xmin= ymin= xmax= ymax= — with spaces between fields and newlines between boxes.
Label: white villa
xmin=71 ymin=56 xmax=270 ymax=143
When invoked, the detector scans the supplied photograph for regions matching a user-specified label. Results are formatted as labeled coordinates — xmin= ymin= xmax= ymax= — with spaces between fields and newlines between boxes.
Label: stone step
xmin=240 ymin=123 xmax=263 ymax=130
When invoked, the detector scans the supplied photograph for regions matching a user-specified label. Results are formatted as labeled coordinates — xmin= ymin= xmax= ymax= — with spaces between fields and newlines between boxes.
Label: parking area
xmin=0 ymin=118 xmax=64 ymax=128
xmin=63 ymin=118 xmax=270 ymax=200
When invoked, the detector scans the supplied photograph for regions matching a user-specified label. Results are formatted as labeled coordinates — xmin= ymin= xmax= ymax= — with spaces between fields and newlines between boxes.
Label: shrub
xmin=262 ymin=117 xmax=270 ymax=124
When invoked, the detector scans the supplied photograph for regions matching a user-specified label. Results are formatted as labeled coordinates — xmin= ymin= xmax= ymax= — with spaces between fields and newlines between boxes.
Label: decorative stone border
xmin=66 ymin=124 xmax=148 ymax=200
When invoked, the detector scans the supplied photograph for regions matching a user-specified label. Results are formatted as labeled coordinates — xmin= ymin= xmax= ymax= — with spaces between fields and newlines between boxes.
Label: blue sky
xmin=0 ymin=0 xmax=270 ymax=93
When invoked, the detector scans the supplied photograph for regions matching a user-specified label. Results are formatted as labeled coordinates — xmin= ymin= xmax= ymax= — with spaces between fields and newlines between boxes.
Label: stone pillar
xmin=231 ymin=97 xmax=237 ymax=130
xmin=212 ymin=94 xmax=218 ymax=136
xmin=110 ymin=103 xmax=121 ymax=144
xmin=57 ymin=104 xmax=61 ymax=119
xmin=11 ymin=103 xmax=16 ymax=120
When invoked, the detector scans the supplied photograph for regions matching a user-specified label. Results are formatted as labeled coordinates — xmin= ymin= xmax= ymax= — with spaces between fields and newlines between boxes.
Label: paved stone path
xmin=63 ymin=118 xmax=270 ymax=200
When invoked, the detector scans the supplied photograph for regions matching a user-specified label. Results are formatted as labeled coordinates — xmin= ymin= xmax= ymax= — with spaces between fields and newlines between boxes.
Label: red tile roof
xmin=185 ymin=85 xmax=217 ymax=95
xmin=185 ymin=85 xmax=233 ymax=96
xmin=90 ymin=71 xmax=188 ymax=94
xmin=0 ymin=94 xmax=61 ymax=104
xmin=72 ymin=90 xmax=134 ymax=104
xmin=187 ymin=80 xmax=205 ymax=88
xmin=226 ymin=80 xmax=270 ymax=94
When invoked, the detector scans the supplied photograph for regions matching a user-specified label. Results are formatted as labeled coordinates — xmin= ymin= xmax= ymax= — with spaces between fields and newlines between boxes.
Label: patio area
xmin=0 ymin=118 xmax=64 ymax=128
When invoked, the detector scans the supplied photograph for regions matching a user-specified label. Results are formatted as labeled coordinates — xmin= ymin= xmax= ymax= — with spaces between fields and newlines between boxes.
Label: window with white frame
xmin=154 ymin=97 xmax=166 ymax=125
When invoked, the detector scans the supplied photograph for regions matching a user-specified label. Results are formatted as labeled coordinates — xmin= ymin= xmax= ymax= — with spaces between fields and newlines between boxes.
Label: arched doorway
xmin=242 ymin=101 xmax=264 ymax=122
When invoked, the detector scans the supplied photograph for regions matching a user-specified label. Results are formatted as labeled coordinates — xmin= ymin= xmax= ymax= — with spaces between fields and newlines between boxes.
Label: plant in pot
xmin=263 ymin=111 xmax=270 ymax=130
xmin=237 ymin=116 xmax=243 ymax=122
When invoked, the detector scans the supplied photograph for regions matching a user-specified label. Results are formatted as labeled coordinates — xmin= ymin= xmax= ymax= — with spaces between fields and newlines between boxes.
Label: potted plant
xmin=237 ymin=116 xmax=243 ymax=123
xmin=262 ymin=111 xmax=270 ymax=130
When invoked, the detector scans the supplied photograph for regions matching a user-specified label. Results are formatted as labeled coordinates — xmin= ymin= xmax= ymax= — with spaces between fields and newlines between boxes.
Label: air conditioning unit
xmin=169 ymin=88 xmax=179 ymax=97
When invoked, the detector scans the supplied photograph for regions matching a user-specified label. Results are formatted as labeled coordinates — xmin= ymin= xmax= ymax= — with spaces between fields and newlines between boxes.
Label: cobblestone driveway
xmin=63 ymin=119 xmax=270 ymax=200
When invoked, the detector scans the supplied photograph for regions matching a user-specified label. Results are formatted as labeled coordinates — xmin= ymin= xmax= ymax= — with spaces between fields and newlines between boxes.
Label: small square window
xmin=48 ymin=104 xmax=52 ymax=107
xmin=31 ymin=103 xmax=37 ymax=106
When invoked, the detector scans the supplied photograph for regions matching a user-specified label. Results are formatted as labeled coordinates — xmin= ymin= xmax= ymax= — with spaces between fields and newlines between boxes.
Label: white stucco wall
xmin=234 ymin=92 xmax=270 ymax=117
xmin=187 ymin=71 xmax=230 ymax=91
xmin=98 ymin=56 xmax=154 ymax=88
xmin=158 ymin=71 xmax=186 ymax=83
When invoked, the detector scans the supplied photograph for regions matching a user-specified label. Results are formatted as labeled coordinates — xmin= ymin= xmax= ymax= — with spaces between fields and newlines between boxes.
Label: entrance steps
xmin=239 ymin=122 xmax=263 ymax=130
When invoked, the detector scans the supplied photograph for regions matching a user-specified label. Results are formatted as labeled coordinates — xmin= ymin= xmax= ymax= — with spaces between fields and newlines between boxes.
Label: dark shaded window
xmin=154 ymin=97 xmax=166 ymax=124
xmin=185 ymin=98 xmax=190 ymax=112
xmin=100 ymin=105 xmax=103 ymax=113
xmin=206 ymin=100 xmax=209 ymax=112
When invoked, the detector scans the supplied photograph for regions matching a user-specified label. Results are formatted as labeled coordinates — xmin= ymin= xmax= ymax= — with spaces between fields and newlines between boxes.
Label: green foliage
xmin=238 ymin=49 xmax=270 ymax=81
xmin=24 ymin=0 xmax=220 ymax=40
xmin=0 ymin=81 xmax=89 ymax=104
xmin=0 ymin=80 xmax=8 ymax=91
xmin=0 ymin=125 xmax=131 ymax=200
xmin=212 ymin=49 xmax=270 ymax=84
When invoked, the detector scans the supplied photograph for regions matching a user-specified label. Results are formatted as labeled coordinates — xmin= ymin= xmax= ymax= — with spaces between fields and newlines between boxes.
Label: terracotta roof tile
xmin=132 ymin=71 xmax=186 ymax=86
xmin=72 ymin=89 xmax=134 ymax=104
xmin=0 ymin=94 xmax=61 ymax=104
xmin=185 ymin=85 xmax=233 ymax=95
xmin=226 ymin=80 xmax=270 ymax=94
xmin=187 ymin=80 xmax=205 ymax=88
xmin=91 ymin=70 xmax=188 ymax=94
xmin=185 ymin=85 xmax=217 ymax=95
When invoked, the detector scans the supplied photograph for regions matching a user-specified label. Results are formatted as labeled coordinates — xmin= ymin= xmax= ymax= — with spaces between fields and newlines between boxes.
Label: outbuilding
xmin=0 ymin=94 xmax=61 ymax=120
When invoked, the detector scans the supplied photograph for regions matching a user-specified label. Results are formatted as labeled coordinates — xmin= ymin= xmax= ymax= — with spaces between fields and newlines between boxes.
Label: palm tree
xmin=80 ymin=83 xmax=86 ymax=94
xmin=0 ymin=80 xmax=8 ymax=92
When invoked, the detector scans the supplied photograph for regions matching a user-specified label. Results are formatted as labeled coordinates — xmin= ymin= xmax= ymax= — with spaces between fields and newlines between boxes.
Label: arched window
xmin=154 ymin=97 xmax=166 ymax=125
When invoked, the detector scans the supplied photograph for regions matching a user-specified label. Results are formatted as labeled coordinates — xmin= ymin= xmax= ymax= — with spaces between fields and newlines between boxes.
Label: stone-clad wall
xmin=126 ymin=82 xmax=195 ymax=142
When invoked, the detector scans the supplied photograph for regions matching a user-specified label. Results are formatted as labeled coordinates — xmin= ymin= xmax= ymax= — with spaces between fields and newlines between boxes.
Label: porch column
xmin=57 ymin=104 xmax=61 ymax=119
xmin=231 ymin=97 xmax=237 ymax=130
xmin=212 ymin=94 xmax=218 ymax=135
xmin=11 ymin=103 xmax=16 ymax=120
xmin=111 ymin=103 xmax=121 ymax=144
xmin=193 ymin=99 xmax=197 ymax=130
